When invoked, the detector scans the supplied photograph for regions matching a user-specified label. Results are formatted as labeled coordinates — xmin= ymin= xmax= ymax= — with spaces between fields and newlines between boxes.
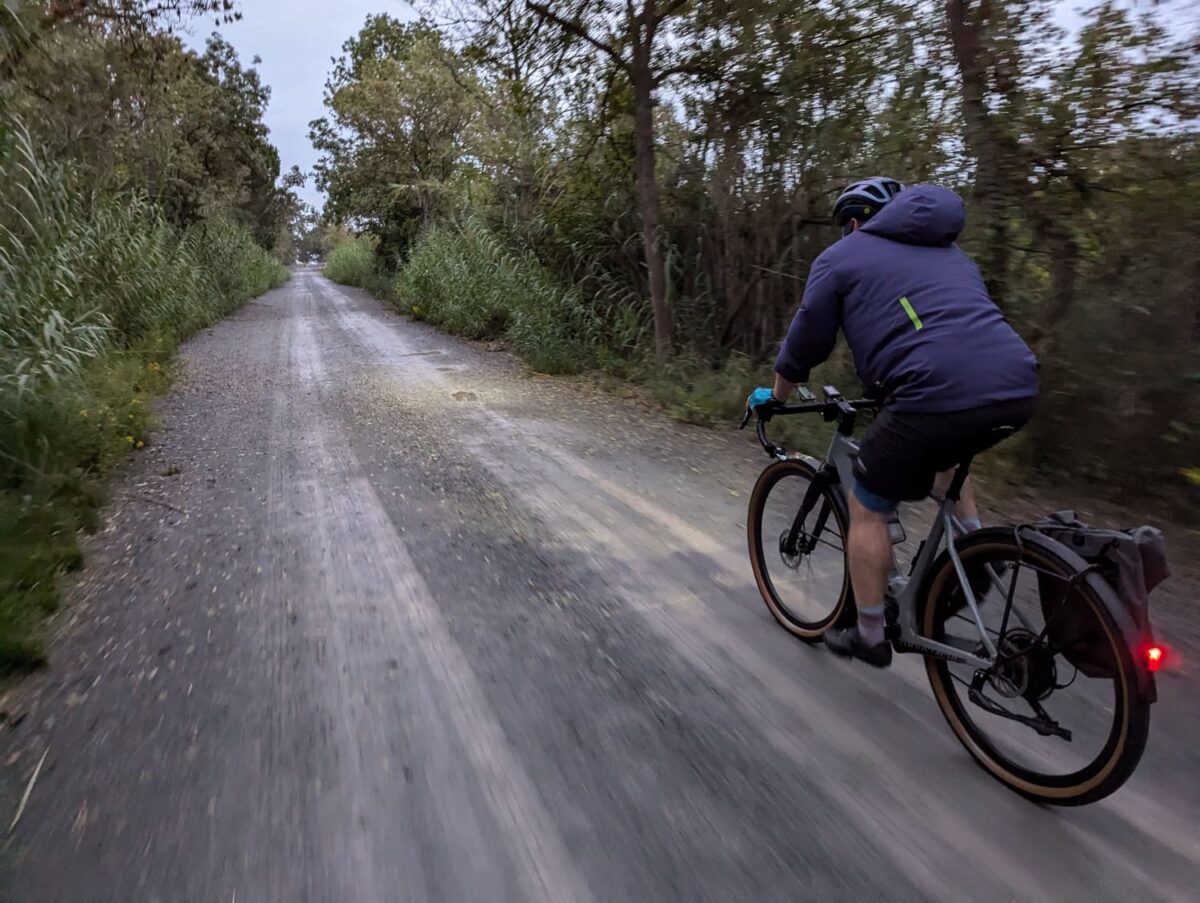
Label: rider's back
xmin=789 ymin=184 xmax=1039 ymax=413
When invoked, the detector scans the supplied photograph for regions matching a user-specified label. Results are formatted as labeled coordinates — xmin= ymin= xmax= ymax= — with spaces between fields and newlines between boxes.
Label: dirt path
xmin=2 ymin=269 xmax=1196 ymax=902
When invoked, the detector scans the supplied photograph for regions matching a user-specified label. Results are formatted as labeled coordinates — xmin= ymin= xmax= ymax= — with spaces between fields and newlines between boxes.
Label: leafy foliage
xmin=0 ymin=1 xmax=242 ymax=82
xmin=394 ymin=217 xmax=600 ymax=373
xmin=310 ymin=17 xmax=482 ymax=267
xmin=0 ymin=128 xmax=288 ymax=669
xmin=324 ymin=232 xmax=395 ymax=298
xmin=319 ymin=1 xmax=1199 ymax=518
xmin=0 ymin=4 xmax=294 ymax=668
xmin=3 ymin=22 xmax=301 ymax=253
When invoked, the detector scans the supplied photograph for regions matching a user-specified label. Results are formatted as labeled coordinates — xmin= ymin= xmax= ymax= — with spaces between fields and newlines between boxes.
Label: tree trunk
xmin=630 ymin=50 xmax=672 ymax=357
xmin=1031 ymin=223 xmax=1079 ymax=361
xmin=945 ymin=0 xmax=1012 ymax=306
xmin=1191 ymin=226 xmax=1200 ymax=345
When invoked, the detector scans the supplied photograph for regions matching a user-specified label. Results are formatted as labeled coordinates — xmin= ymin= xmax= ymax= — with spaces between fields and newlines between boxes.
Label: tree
xmin=945 ymin=0 xmax=1198 ymax=334
xmin=5 ymin=24 xmax=289 ymax=245
xmin=525 ymin=1 xmax=708 ymax=356
xmin=3 ymin=13 xmax=297 ymax=261
xmin=672 ymin=0 xmax=944 ymax=352
xmin=0 ymin=0 xmax=240 ymax=80
xmin=293 ymin=206 xmax=335 ymax=264
xmin=310 ymin=0 xmax=1200 ymax=509
xmin=310 ymin=17 xmax=483 ymax=264
xmin=424 ymin=0 xmax=571 ymax=222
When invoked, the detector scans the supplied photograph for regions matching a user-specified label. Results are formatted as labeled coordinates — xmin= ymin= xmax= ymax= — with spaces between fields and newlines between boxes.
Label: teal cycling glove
xmin=747 ymin=387 xmax=778 ymax=410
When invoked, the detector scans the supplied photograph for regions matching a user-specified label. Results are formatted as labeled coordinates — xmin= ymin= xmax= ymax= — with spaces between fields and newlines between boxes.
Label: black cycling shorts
xmin=853 ymin=396 xmax=1037 ymax=510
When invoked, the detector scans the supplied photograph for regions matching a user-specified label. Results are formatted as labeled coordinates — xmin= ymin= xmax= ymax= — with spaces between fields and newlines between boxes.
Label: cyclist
xmin=747 ymin=178 xmax=1039 ymax=667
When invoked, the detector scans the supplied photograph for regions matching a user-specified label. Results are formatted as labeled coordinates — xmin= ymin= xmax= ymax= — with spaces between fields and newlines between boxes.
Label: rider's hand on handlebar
xmin=744 ymin=389 xmax=782 ymax=415
xmin=747 ymin=387 xmax=780 ymax=410
xmin=742 ymin=387 xmax=783 ymax=429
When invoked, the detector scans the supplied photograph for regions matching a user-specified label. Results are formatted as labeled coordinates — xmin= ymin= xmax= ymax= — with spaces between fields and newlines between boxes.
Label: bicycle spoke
xmin=810 ymin=534 xmax=845 ymax=554
xmin=933 ymin=542 xmax=1129 ymax=782
xmin=756 ymin=464 xmax=849 ymax=631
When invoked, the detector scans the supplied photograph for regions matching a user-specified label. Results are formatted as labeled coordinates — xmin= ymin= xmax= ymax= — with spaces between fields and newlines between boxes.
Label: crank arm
xmin=967 ymin=686 xmax=1073 ymax=742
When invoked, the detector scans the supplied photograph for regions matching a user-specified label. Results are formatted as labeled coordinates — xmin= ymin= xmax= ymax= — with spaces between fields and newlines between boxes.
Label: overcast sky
xmin=185 ymin=0 xmax=418 ymax=209
xmin=186 ymin=1 xmax=1196 ymax=213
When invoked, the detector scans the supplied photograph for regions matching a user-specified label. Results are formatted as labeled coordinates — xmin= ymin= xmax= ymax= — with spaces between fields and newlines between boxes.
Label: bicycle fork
xmin=784 ymin=467 xmax=835 ymax=555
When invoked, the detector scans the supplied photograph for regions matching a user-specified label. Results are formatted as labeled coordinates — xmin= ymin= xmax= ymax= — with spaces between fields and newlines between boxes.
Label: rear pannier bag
xmin=1032 ymin=511 xmax=1168 ymax=679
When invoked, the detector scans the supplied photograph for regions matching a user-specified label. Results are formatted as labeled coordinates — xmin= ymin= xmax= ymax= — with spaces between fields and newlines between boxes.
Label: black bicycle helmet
xmin=833 ymin=177 xmax=904 ymax=231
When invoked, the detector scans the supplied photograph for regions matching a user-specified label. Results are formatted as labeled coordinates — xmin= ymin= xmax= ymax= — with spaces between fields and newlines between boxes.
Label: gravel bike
xmin=743 ymin=386 xmax=1157 ymax=805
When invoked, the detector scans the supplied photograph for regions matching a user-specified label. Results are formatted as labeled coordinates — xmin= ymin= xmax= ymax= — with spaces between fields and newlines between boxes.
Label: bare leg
xmin=955 ymin=476 xmax=980 ymax=522
xmin=847 ymin=492 xmax=893 ymax=645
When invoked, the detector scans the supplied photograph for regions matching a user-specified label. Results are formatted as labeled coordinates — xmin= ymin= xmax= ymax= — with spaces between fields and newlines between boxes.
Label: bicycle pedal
xmin=884 ymin=623 xmax=901 ymax=643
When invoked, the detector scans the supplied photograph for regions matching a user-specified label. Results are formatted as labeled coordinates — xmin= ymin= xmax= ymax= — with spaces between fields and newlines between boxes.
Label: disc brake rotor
xmin=778 ymin=530 xmax=804 ymax=569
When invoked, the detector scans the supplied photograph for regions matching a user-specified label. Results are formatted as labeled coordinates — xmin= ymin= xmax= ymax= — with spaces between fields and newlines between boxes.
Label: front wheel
xmin=748 ymin=457 xmax=853 ymax=641
xmin=918 ymin=528 xmax=1150 ymax=806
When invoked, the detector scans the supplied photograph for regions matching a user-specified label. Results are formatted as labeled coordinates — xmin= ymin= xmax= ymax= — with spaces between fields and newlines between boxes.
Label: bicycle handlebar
xmin=755 ymin=417 xmax=784 ymax=458
xmin=740 ymin=394 xmax=880 ymax=458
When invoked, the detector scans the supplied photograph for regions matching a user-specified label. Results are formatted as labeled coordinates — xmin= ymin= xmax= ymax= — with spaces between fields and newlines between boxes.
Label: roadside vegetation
xmin=1 ymin=2 xmax=298 ymax=669
xmin=314 ymin=3 xmax=1199 ymax=518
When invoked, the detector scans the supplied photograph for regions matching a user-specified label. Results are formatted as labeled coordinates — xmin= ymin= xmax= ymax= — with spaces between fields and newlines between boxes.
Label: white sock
xmin=857 ymin=604 xmax=886 ymax=646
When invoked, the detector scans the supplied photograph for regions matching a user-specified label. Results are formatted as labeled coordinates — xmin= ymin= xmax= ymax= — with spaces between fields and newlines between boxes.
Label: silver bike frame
xmin=822 ymin=432 xmax=996 ymax=671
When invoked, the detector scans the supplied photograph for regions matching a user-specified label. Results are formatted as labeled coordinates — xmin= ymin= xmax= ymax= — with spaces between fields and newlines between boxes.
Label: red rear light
xmin=1145 ymin=645 xmax=1164 ymax=673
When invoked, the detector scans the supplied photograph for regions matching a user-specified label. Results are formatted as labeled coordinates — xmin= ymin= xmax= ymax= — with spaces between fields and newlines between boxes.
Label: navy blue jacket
xmin=774 ymin=184 xmax=1039 ymax=413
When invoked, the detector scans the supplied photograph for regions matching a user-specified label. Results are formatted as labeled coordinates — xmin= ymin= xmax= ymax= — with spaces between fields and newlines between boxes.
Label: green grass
xmin=394 ymin=218 xmax=604 ymax=375
xmin=383 ymin=218 xmax=844 ymax=442
xmin=0 ymin=125 xmax=289 ymax=671
xmin=619 ymin=350 xmax=846 ymax=454
xmin=327 ymin=219 xmax=650 ymax=378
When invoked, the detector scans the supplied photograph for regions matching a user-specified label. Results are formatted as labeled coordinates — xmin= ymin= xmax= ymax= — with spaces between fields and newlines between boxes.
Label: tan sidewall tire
xmin=748 ymin=458 xmax=852 ymax=642
xmin=920 ymin=536 xmax=1150 ymax=805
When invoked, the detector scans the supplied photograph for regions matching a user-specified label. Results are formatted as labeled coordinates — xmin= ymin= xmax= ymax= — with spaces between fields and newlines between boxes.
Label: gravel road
xmin=1 ymin=268 xmax=1196 ymax=902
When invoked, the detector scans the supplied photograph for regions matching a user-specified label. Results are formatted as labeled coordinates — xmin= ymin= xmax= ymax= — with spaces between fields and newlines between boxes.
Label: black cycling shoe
xmin=823 ymin=625 xmax=893 ymax=668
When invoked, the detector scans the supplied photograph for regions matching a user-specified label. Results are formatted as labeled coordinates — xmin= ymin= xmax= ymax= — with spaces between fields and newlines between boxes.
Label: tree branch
xmin=656 ymin=0 xmax=691 ymax=20
xmin=654 ymin=59 xmax=718 ymax=86
xmin=827 ymin=26 xmax=892 ymax=52
xmin=526 ymin=2 xmax=627 ymax=68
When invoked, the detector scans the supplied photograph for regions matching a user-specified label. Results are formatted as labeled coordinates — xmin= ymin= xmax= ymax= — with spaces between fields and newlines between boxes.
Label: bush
xmin=324 ymin=234 xmax=395 ymax=298
xmin=396 ymin=218 xmax=599 ymax=374
xmin=0 ymin=126 xmax=289 ymax=671
xmin=323 ymin=233 xmax=374 ymax=285
xmin=626 ymin=350 xmax=838 ymax=453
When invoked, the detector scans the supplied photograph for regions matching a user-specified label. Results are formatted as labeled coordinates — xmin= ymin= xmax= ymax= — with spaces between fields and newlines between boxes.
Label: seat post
xmin=945 ymin=457 xmax=973 ymax=501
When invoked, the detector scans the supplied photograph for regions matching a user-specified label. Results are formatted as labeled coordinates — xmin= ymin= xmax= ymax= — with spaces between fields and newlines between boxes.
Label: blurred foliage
xmin=3 ymin=13 xmax=304 ymax=255
xmin=317 ymin=2 xmax=1199 ymax=519
xmin=0 ymin=0 xmax=242 ymax=82
xmin=397 ymin=217 xmax=603 ymax=373
xmin=310 ymin=18 xmax=482 ymax=268
xmin=324 ymin=232 xmax=395 ymax=298
xmin=0 ymin=1 xmax=293 ymax=669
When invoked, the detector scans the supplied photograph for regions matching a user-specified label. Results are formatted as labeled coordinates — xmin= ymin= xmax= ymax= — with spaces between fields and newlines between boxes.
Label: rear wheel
xmin=918 ymin=529 xmax=1150 ymax=805
xmin=748 ymin=458 xmax=853 ymax=641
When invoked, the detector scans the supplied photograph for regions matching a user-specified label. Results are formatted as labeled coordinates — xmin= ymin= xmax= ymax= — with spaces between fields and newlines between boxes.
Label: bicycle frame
xmin=824 ymin=430 xmax=995 ymax=669
xmin=752 ymin=392 xmax=999 ymax=671
xmin=748 ymin=390 xmax=1157 ymax=803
